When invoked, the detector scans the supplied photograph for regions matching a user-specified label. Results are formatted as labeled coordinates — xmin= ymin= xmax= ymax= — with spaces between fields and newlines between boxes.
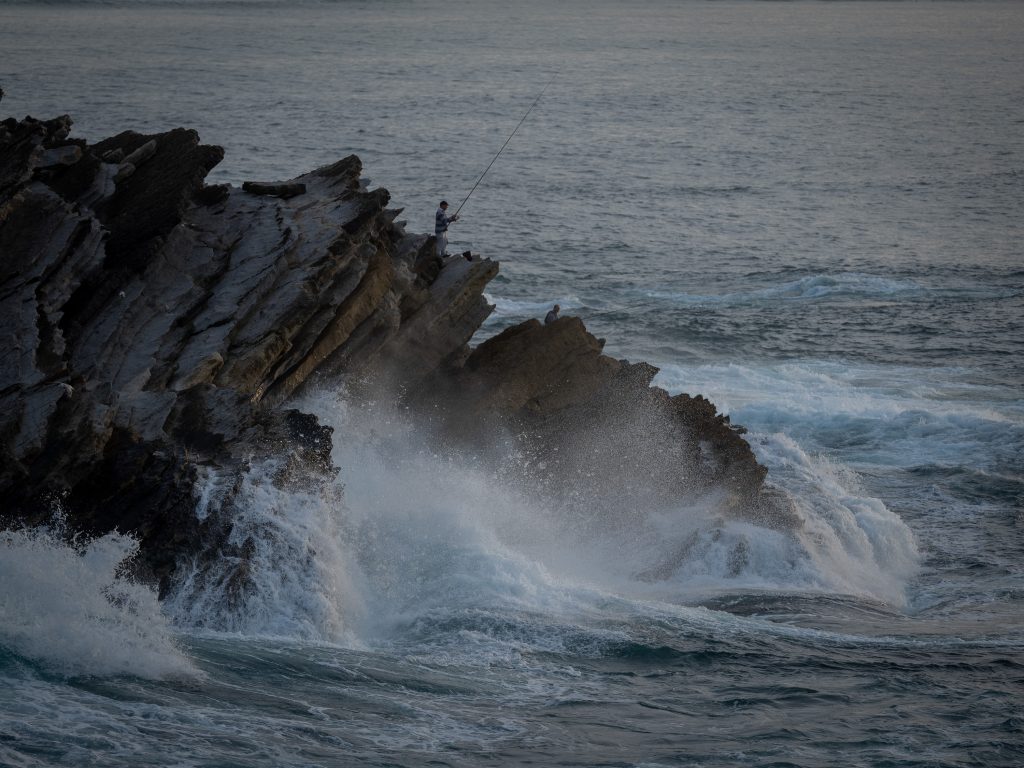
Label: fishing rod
xmin=453 ymin=77 xmax=555 ymax=219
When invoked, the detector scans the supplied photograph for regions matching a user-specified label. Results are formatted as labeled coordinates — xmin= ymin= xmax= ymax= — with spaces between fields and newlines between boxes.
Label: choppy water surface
xmin=1 ymin=1 xmax=1022 ymax=766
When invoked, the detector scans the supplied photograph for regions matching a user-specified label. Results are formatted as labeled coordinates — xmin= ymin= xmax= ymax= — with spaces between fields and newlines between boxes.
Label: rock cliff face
xmin=0 ymin=108 xmax=785 ymax=595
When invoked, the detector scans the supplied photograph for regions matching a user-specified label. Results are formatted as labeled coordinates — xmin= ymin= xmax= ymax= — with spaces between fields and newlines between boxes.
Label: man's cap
xmin=440 ymin=200 xmax=448 ymax=206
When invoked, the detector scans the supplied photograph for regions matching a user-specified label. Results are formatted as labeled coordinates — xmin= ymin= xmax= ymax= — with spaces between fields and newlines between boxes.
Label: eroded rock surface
xmin=0 ymin=113 xmax=491 ymax=592
xmin=423 ymin=316 xmax=791 ymax=528
xmin=0 ymin=110 xmax=784 ymax=595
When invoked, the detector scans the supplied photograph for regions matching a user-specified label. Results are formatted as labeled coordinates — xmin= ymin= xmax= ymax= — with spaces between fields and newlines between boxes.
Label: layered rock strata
xmin=0 ymin=108 xmax=782 ymax=594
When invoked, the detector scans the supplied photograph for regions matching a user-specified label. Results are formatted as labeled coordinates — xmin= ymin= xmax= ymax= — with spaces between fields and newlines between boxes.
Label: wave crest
xmin=0 ymin=526 xmax=195 ymax=679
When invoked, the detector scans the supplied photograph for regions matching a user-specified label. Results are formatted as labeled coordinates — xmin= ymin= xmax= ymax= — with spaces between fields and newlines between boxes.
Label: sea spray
xmin=0 ymin=525 xmax=194 ymax=678
xmin=0 ymin=1 xmax=1019 ymax=762
xmin=330 ymin=393 xmax=920 ymax=606
xmin=163 ymin=389 xmax=923 ymax=649
xmin=164 ymin=460 xmax=365 ymax=643
xmin=755 ymin=433 xmax=920 ymax=605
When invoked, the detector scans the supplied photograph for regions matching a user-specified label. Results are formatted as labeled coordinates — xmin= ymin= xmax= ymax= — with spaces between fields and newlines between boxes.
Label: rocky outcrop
xmin=0 ymin=113 xmax=491 ymax=592
xmin=0 ymin=111 xmax=783 ymax=594
xmin=422 ymin=316 xmax=786 ymax=525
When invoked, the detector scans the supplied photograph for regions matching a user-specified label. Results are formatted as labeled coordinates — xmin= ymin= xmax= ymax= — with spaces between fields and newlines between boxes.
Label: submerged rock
xmin=0 ymin=111 xmax=784 ymax=594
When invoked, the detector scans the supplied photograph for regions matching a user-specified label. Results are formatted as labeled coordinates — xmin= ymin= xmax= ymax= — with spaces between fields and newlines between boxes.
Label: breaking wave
xmin=163 ymin=391 xmax=920 ymax=649
xmin=0 ymin=525 xmax=195 ymax=679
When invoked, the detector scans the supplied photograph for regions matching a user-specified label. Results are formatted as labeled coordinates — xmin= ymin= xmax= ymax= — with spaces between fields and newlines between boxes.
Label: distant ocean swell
xmin=489 ymin=271 xmax=1019 ymax=319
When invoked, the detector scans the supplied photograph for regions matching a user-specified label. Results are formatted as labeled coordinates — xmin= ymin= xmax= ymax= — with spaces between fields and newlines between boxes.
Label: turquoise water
xmin=1 ymin=1 xmax=1022 ymax=765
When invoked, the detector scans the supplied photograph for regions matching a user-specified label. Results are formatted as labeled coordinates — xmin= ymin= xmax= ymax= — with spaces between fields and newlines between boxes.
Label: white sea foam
xmin=0 ymin=526 xmax=195 ymax=678
xmin=330 ymin=392 xmax=920 ymax=610
xmin=164 ymin=389 xmax=924 ymax=649
xmin=643 ymin=273 xmax=925 ymax=306
xmin=164 ymin=464 xmax=365 ymax=644
xmin=164 ymin=397 xmax=577 ymax=644
xmin=652 ymin=359 xmax=1023 ymax=469
xmin=755 ymin=433 xmax=920 ymax=604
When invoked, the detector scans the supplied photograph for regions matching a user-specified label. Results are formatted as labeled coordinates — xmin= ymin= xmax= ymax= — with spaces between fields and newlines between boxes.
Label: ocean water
xmin=2 ymin=1 xmax=1023 ymax=766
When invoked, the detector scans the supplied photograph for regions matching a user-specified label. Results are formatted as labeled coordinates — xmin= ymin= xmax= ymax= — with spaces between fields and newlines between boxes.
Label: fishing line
xmin=454 ymin=77 xmax=555 ymax=218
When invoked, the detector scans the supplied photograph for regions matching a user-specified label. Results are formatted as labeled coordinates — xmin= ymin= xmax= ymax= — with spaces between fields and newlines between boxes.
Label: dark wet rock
xmin=424 ymin=316 xmax=780 ymax=520
xmin=241 ymin=180 xmax=307 ymax=199
xmin=0 ymin=110 xmax=782 ymax=595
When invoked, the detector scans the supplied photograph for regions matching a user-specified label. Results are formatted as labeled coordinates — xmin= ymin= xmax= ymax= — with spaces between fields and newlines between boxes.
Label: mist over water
xmin=161 ymin=390 xmax=921 ymax=645
xmin=2 ymin=0 xmax=1023 ymax=765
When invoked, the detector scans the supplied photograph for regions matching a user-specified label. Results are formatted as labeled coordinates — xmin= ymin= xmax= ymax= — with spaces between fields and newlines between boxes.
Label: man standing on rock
xmin=545 ymin=304 xmax=560 ymax=325
xmin=435 ymin=200 xmax=458 ymax=257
